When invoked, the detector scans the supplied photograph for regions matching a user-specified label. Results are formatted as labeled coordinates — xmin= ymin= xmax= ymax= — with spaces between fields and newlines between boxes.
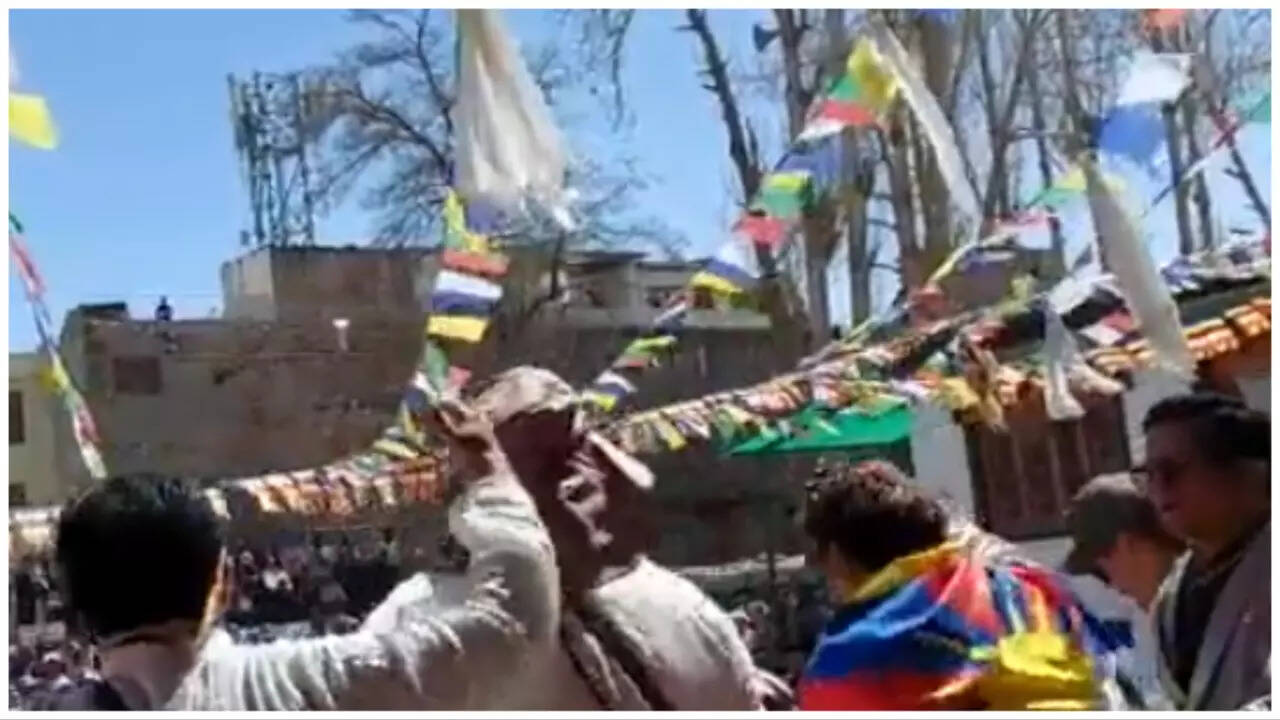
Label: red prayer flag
xmin=9 ymin=233 xmax=45 ymax=298
xmin=1143 ymin=9 xmax=1186 ymax=31
xmin=813 ymin=99 xmax=879 ymax=127
xmin=733 ymin=214 xmax=787 ymax=248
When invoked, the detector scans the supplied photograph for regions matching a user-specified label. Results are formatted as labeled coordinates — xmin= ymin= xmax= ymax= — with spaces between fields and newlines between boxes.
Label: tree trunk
xmin=1025 ymin=30 xmax=1066 ymax=279
xmin=1056 ymin=10 xmax=1112 ymax=271
xmin=1149 ymin=30 xmax=1195 ymax=256
xmin=845 ymin=134 xmax=873 ymax=325
xmin=913 ymin=18 xmax=957 ymax=266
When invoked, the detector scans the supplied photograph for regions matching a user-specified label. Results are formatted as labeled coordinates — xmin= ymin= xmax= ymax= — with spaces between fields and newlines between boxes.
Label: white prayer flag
xmin=1115 ymin=52 xmax=1192 ymax=107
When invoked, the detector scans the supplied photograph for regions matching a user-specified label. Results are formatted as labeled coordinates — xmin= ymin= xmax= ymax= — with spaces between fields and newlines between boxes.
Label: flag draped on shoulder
xmin=799 ymin=542 xmax=1122 ymax=711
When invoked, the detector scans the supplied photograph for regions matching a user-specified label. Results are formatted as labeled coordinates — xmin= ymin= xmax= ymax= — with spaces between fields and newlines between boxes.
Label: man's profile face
xmin=1143 ymin=422 xmax=1237 ymax=543
xmin=1093 ymin=533 xmax=1144 ymax=605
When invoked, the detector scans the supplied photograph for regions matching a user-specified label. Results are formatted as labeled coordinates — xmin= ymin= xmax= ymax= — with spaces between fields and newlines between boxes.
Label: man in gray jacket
xmin=51 ymin=400 xmax=560 ymax=710
xmin=1140 ymin=393 xmax=1270 ymax=711
xmin=462 ymin=366 xmax=770 ymax=710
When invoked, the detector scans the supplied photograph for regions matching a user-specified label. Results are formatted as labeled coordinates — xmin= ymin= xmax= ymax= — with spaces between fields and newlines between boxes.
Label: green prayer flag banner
xmin=726 ymin=398 xmax=913 ymax=455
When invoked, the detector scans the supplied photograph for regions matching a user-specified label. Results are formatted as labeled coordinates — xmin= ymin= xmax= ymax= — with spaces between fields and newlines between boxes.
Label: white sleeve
xmin=692 ymin=596 xmax=765 ymax=710
xmin=176 ymin=469 xmax=559 ymax=711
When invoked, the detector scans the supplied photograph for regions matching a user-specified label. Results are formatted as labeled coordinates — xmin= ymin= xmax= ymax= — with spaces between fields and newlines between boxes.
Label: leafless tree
xmin=295 ymin=10 xmax=679 ymax=254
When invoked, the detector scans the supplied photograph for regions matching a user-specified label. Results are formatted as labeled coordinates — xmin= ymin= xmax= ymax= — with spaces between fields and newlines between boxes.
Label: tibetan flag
xmin=734 ymin=213 xmax=787 ymax=248
xmin=751 ymin=171 xmax=813 ymax=219
xmin=9 ymin=92 xmax=57 ymax=150
xmin=691 ymin=237 xmax=761 ymax=296
xmin=798 ymin=542 xmax=1113 ymax=711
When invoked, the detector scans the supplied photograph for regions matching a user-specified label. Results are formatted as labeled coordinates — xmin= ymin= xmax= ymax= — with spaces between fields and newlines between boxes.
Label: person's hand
xmin=753 ymin=668 xmax=795 ymax=710
xmin=422 ymin=398 xmax=507 ymax=483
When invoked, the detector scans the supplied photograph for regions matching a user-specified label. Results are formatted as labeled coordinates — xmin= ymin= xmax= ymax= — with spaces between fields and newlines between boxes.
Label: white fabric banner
xmin=1083 ymin=160 xmax=1195 ymax=378
xmin=454 ymin=10 xmax=575 ymax=229
xmin=867 ymin=19 xmax=981 ymax=225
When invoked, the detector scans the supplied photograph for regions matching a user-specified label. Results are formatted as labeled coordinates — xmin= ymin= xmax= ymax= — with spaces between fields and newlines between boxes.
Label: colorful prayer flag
xmin=441 ymin=248 xmax=509 ymax=277
xmin=1098 ymin=104 xmax=1165 ymax=170
xmin=1142 ymin=9 xmax=1187 ymax=31
xmin=9 ymin=92 xmax=57 ymax=150
xmin=1114 ymin=52 xmax=1191 ymax=107
xmin=752 ymin=171 xmax=814 ymax=219
xmin=691 ymin=237 xmax=761 ymax=296
xmin=733 ymin=214 xmax=787 ymax=248
xmin=847 ymin=38 xmax=899 ymax=115
xmin=426 ymin=314 xmax=490 ymax=343
xmin=432 ymin=269 xmax=502 ymax=303
xmin=9 ymin=231 xmax=44 ymax=298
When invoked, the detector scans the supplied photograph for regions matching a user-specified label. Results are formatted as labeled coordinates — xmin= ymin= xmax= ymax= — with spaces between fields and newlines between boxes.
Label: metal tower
xmin=228 ymin=72 xmax=331 ymax=248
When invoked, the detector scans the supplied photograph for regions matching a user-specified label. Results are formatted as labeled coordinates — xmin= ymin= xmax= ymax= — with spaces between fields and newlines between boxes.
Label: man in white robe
xmin=51 ymin=400 xmax=559 ymax=711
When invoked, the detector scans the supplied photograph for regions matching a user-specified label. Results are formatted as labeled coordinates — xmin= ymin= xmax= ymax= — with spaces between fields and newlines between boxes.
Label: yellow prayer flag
xmin=627 ymin=335 xmax=677 ymax=354
xmin=373 ymin=437 xmax=420 ymax=461
xmin=652 ymin=415 xmax=687 ymax=451
xmin=9 ymin=92 xmax=57 ymax=150
xmin=427 ymin=314 xmax=489 ymax=343
xmin=690 ymin=270 xmax=743 ymax=296
xmin=443 ymin=189 xmax=467 ymax=233
xmin=582 ymin=390 xmax=618 ymax=411
xmin=1055 ymin=166 xmax=1125 ymax=194
xmin=764 ymin=171 xmax=811 ymax=194
xmin=848 ymin=38 xmax=900 ymax=113
xmin=46 ymin=356 xmax=72 ymax=394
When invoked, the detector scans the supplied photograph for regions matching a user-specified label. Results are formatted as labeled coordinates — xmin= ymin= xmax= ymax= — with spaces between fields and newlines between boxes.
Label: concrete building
xmin=8 ymin=353 xmax=68 ymax=507
xmin=44 ymin=245 xmax=792 ymax=548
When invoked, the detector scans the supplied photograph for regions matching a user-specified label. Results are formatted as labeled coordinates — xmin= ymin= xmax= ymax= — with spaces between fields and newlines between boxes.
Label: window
xmin=112 ymin=356 xmax=162 ymax=395
xmin=10 ymin=483 xmax=27 ymax=506
xmin=10 ymin=391 xmax=24 ymax=445
xmin=964 ymin=397 xmax=1130 ymax=540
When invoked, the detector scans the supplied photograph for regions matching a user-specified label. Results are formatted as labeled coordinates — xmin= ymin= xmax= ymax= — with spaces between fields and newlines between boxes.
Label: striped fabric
xmin=799 ymin=543 xmax=1119 ymax=711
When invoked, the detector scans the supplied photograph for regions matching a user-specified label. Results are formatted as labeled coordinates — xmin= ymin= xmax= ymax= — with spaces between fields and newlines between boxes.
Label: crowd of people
xmin=12 ymin=365 xmax=1271 ymax=711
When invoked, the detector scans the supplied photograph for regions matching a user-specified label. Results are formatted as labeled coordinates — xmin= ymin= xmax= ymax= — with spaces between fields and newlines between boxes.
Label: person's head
xmin=1141 ymin=393 xmax=1270 ymax=548
xmin=471 ymin=366 xmax=655 ymax=594
xmin=55 ymin=475 xmax=228 ymax=647
xmin=1063 ymin=473 xmax=1181 ymax=608
xmin=802 ymin=460 xmax=948 ymax=601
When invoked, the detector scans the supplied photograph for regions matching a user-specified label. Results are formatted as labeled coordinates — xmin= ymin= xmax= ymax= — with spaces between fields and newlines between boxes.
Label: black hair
xmin=1143 ymin=392 xmax=1270 ymax=466
xmin=55 ymin=475 xmax=225 ymax=640
xmin=803 ymin=460 xmax=948 ymax=574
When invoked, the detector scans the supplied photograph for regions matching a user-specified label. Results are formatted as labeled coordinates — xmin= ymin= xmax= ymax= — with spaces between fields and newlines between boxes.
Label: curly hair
xmin=802 ymin=460 xmax=948 ymax=573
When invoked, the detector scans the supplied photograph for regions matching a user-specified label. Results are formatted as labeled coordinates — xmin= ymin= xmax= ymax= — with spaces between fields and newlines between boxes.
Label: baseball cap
xmin=470 ymin=365 xmax=651 ymax=490
xmin=1062 ymin=472 xmax=1164 ymax=576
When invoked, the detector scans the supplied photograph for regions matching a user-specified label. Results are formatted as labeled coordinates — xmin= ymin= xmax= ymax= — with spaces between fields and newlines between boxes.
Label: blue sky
xmin=8 ymin=10 xmax=1272 ymax=352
